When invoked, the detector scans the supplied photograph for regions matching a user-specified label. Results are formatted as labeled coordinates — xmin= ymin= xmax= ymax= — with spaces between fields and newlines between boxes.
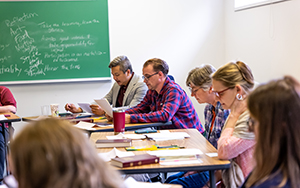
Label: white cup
xmin=50 ymin=104 xmax=59 ymax=117
xmin=41 ymin=105 xmax=50 ymax=116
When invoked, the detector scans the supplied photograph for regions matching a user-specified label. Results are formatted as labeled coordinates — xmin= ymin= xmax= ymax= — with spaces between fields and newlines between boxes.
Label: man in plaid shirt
xmin=125 ymin=58 xmax=204 ymax=133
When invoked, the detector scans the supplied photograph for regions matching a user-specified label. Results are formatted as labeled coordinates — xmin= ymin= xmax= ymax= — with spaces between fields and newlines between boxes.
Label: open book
xmin=94 ymin=98 xmax=113 ymax=117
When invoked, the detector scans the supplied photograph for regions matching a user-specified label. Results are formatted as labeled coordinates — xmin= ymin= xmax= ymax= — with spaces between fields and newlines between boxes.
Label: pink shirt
xmin=218 ymin=128 xmax=255 ymax=177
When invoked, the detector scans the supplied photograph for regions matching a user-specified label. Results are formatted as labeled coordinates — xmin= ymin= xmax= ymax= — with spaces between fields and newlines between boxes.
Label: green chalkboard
xmin=0 ymin=0 xmax=110 ymax=84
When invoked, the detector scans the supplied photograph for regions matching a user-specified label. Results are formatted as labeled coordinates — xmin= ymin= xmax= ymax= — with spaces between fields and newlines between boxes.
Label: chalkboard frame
xmin=0 ymin=0 xmax=111 ymax=85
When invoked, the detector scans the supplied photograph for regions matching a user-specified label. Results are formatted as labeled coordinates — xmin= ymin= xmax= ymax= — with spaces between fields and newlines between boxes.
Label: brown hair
xmin=143 ymin=58 xmax=169 ymax=76
xmin=186 ymin=64 xmax=216 ymax=89
xmin=10 ymin=118 xmax=124 ymax=188
xmin=246 ymin=76 xmax=300 ymax=188
xmin=212 ymin=61 xmax=254 ymax=93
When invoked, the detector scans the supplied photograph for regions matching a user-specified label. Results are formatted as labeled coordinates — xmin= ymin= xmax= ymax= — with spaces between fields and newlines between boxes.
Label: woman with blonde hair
xmin=241 ymin=76 xmax=300 ymax=188
xmin=212 ymin=61 xmax=256 ymax=187
xmin=9 ymin=118 xmax=124 ymax=188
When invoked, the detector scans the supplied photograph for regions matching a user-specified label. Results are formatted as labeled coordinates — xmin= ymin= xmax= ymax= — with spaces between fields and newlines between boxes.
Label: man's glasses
xmin=142 ymin=72 xmax=159 ymax=81
xmin=212 ymin=87 xmax=232 ymax=98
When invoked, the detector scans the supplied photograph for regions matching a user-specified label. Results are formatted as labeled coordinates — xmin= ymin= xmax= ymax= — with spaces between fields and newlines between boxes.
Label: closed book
xmin=95 ymin=139 xmax=132 ymax=148
xmin=111 ymin=154 xmax=159 ymax=168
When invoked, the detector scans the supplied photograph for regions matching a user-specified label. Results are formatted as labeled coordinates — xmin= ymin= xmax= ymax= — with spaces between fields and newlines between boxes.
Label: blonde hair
xmin=247 ymin=76 xmax=300 ymax=188
xmin=212 ymin=61 xmax=254 ymax=94
xmin=10 ymin=118 xmax=124 ymax=188
xmin=186 ymin=64 xmax=216 ymax=89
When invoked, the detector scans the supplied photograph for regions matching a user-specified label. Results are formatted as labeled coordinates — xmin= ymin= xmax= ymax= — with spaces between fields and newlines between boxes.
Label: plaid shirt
xmin=126 ymin=77 xmax=204 ymax=133
xmin=204 ymin=102 xmax=229 ymax=148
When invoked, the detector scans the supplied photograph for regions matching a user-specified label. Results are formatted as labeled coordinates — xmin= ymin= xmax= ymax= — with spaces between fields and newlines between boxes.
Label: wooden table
xmin=0 ymin=112 xmax=21 ymax=176
xmin=22 ymin=115 xmax=172 ymax=137
xmin=91 ymin=129 xmax=230 ymax=188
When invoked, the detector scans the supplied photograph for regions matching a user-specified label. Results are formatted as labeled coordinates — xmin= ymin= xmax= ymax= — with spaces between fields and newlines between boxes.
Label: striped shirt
xmin=126 ymin=77 xmax=204 ymax=133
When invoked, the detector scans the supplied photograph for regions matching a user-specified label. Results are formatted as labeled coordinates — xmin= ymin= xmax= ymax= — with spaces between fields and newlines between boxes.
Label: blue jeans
xmin=165 ymin=171 xmax=210 ymax=188
xmin=0 ymin=125 xmax=9 ymax=181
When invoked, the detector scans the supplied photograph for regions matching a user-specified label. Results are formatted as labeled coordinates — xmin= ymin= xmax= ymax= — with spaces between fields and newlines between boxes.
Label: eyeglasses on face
xmin=188 ymin=87 xmax=208 ymax=94
xmin=142 ymin=72 xmax=159 ymax=81
xmin=247 ymin=117 xmax=256 ymax=132
xmin=212 ymin=87 xmax=232 ymax=98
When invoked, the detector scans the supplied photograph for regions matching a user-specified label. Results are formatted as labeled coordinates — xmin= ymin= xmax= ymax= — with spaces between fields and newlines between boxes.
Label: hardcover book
xmin=111 ymin=154 xmax=159 ymax=168
xmin=95 ymin=139 xmax=132 ymax=148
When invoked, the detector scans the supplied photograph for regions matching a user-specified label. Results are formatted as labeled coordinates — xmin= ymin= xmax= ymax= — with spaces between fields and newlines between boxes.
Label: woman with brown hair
xmin=9 ymin=118 xmax=124 ymax=188
xmin=241 ymin=76 xmax=300 ymax=188
xmin=212 ymin=61 xmax=256 ymax=187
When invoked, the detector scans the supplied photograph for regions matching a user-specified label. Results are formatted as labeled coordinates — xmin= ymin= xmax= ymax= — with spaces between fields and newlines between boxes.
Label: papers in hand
xmin=74 ymin=121 xmax=112 ymax=130
xmin=98 ymin=148 xmax=135 ymax=162
xmin=94 ymin=98 xmax=113 ymax=117
xmin=77 ymin=103 xmax=93 ymax=114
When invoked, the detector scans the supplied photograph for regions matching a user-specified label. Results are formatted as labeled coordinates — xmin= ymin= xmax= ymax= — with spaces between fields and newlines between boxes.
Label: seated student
xmin=125 ymin=58 xmax=204 ymax=133
xmin=0 ymin=86 xmax=17 ymax=182
xmin=241 ymin=76 xmax=300 ymax=188
xmin=65 ymin=55 xmax=147 ymax=115
xmin=8 ymin=118 xmax=124 ymax=188
xmin=212 ymin=61 xmax=256 ymax=187
xmin=165 ymin=65 xmax=230 ymax=188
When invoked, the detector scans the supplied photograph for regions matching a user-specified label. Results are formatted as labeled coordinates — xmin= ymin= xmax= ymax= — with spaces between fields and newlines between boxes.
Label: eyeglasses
xmin=142 ymin=72 xmax=159 ymax=81
xmin=188 ymin=87 xmax=208 ymax=94
xmin=247 ymin=117 xmax=256 ymax=132
xmin=212 ymin=87 xmax=232 ymax=98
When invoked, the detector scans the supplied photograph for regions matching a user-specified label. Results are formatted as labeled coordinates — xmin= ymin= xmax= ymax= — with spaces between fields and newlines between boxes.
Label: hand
xmin=0 ymin=105 xmax=16 ymax=113
xmin=65 ymin=103 xmax=82 ymax=113
xmin=105 ymin=113 xmax=113 ymax=122
xmin=125 ymin=114 xmax=131 ymax=124
xmin=90 ymin=104 xmax=105 ymax=116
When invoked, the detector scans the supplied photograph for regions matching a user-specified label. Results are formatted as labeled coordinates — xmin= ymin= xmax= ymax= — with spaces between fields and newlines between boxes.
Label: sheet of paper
xmin=160 ymin=159 xmax=203 ymax=166
xmin=206 ymin=152 xmax=218 ymax=157
xmin=98 ymin=148 xmax=135 ymax=162
xmin=94 ymin=98 xmax=113 ymax=117
xmin=106 ymin=133 xmax=146 ymax=140
xmin=124 ymin=177 xmax=171 ymax=188
xmin=77 ymin=103 xmax=93 ymax=114
xmin=147 ymin=148 xmax=203 ymax=157
xmin=74 ymin=121 xmax=97 ymax=130
xmin=0 ymin=115 xmax=7 ymax=121
xmin=144 ymin=132 xmax=190 ymax=141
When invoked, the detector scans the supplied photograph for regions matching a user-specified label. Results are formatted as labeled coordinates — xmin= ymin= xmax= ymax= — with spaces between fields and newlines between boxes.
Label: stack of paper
xmin=74 ymin=121 xmax=112 ymax=131
xmin=144 ymin=131 xmax=190 ymax=141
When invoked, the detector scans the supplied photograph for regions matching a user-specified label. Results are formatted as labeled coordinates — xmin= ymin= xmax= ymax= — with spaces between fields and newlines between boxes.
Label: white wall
xmin=225 ymin=0 xmax=300 ymax=83
xmin=6 ymin=0 xmax=225 ymax=134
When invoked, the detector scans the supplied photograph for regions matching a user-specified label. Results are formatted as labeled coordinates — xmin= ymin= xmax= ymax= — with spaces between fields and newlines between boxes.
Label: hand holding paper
xmin=94 ymin=98 xmax=113 ymax=117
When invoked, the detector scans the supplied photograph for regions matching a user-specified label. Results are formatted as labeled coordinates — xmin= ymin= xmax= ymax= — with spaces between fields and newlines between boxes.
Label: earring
xmin=236 ymin=93 xmax=243 ymax=101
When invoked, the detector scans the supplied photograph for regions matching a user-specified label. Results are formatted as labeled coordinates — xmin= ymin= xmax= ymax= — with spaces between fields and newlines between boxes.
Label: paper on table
xmin=98 ymin=148 xmax=135 ymax=162
xmin=73 ymin=121 xmax=110 ymax=130
xmin=124 ymin=177 xmax=171 ymax=188
xmin=206 ymin=152 xmax=218 ymax=157
xmin=94 ymin=98 xmax=113 ymax=117
xmin=106 ymin=133 xmax=146 ymax=140
xmin=160 ymin=159 xmax=203 ymax=166
xmin=144 ymin=132 xmax=190 ymax=141
xmin=77 ymin=103 xmax=93 ymax=114
xmin=0 ymin=115 xmax=7 ymax=120
xmin=147 ymin=148 xmax=203 ymax=157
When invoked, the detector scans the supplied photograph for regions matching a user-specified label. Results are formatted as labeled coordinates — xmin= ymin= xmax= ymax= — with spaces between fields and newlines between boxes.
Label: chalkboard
xmin=0 ymin=0 xmax=111 ymax=84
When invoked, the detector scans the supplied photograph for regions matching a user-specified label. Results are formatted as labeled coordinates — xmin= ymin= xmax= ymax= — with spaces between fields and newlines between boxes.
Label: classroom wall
xmin=224 ymin=0 xmax=300 ymax=83
xmin=7 ymin=0 xmax=225 ymax=134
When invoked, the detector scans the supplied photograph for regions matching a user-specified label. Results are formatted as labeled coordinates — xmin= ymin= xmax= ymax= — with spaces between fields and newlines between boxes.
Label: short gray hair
xmin=108 ymin=55 xmax=133 ymax=73
xmin=186 ymin=64 xmax=216 ymax=89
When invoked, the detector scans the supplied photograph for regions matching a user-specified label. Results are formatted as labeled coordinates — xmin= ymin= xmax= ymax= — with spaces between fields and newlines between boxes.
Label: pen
xmin=4 ymin=115 xmax=10 ymax=117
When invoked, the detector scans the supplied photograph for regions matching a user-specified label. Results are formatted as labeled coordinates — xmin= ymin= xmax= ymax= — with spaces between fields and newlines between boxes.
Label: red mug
xmin=113 ymin=109 xmax=125 ymax=134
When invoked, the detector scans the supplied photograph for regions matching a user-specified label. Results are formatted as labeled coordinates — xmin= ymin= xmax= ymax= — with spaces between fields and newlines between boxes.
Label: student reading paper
xmin=65 ymin=55 xmax=147 ymax=115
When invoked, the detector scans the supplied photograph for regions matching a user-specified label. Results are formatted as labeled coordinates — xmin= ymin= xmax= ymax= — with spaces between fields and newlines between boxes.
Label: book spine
xmin=122 ymin=157 xmax=160 ymax=168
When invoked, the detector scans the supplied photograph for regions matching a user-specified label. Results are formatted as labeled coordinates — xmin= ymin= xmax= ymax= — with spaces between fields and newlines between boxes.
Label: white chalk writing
xmin=5 ymin=13 xmax=38 ymax=27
